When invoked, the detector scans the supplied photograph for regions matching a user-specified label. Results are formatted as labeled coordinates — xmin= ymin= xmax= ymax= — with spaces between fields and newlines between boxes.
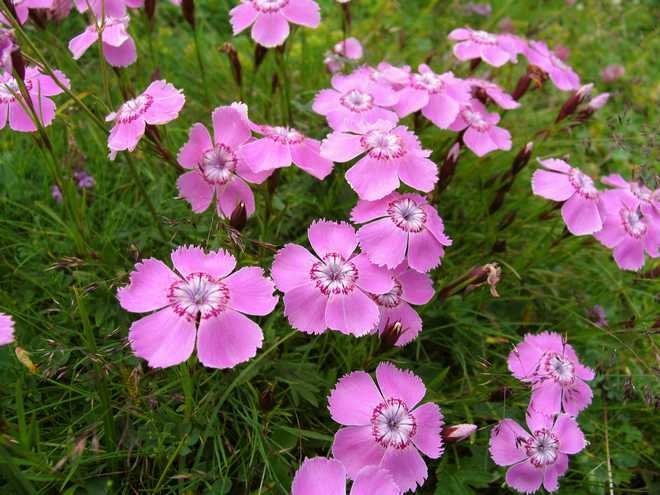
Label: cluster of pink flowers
xmin=489 ymin=332 xmax=593 ymax=493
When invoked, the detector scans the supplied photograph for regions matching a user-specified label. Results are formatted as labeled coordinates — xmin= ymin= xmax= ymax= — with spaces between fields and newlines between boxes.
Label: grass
xmin=0 ymin=0 xmax=658 ymax=493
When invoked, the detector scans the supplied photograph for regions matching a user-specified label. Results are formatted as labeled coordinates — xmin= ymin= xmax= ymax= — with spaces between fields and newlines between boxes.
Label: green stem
xmin=192 ymin=26 xmax=211 ymax=106
xmin=275 ymin=49 xmax=293 ymax=127
xmin=179 ymin=362 xmax=194 ymax=423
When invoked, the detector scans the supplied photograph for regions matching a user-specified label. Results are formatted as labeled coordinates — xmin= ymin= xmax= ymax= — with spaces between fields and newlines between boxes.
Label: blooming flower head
xmin=230 ymin=0 xmax=321 ymax=48
xmin=325 ymin=37 xmax=363 ymax=74
xmin=601 ymin=174 xmax=659 ymax=222
xmin=68 ymin=16 xmax=137 ymax=68
xmin=601 ymin=63 xmax=625 ymax=83
xmin=507 ymin=332 xmax=595 ymax=416
xmin=177 ymin=105 xmax=272 ymax=219
xmin=467 ymin=78 xmax=520 ymax=110
xmin=292 ymin=458 xmax=399 ymax=495
xmin=321 ymin=120 xmax=438 ymax=200
xmin=313 ymin=72 xmax=399 ymax=132
xmin=105 ymin=80 xmax=184 ymax=158
xmin=525 ymin=41 xmax=580 ymax=91
xmin=73 ymin=0 xmax=142 ymax=18
xmin=271 ymin=220 xmax=394 ymax=336
xmin=329 ymin=362 xmax=444 ymax=492
xmin=393 ymin=64 xmax=471 ymax=129
xmin=351 ymin=192 xmax=452 ymax=273
xmin=0 ymin=29 xmax=16 ymax=73
xmin=531 ymin=158 xmax=604 ymax=235
xmin=1 ymin=0 xmax=54 ymax=25
xmin=448 ymin=27 xmax=518 ymax=67
xmin=239 ymin=124 xmax=333 ymax=179
xmin=489 ymin=408 xmax=586 ymax=493
xmin=117 ymin=245 xmax=278 ymax=369
xmin=449 ymin=99 xmax=512 ymax=157
xmin=0 ymin=312 xmax=15 ymax=346
xmin=0 ymin=66 xmax=69 ymax=132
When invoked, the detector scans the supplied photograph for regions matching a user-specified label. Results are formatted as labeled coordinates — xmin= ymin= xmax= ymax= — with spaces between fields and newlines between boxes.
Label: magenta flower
xmin=292 ymin=458 xmax=399 ymax=495
xmin=240 ymin=124 xmax=334 ymax=179
xmin=531 ymin=158 xmax=603 ymax=235
xmin=1 ymin=0 xmax=53 ymax=25
xmin=73 ymin=0 xmax=142 ymax=18
xmin=364 ymin=62 xmax=411 ymax=88
xmin=601 ymin=174 xmax=659 ymax=222
xmin=489 ymin=408 xmax=586 ymax=493
xmin=448 ymin=99 xmax=512 ymax=157
xmin=321 ymin=120 xmax=437 ymax=200
xmin=105 ymin=80 xmax=184 ymax=157
xmin=507 ymin=332 xmax=595 ymax=416
xmin=69 ymin=16 xmax=137 ymax=68
xmin=0 ymin=312 xmax=15 ymax=346
xmin=351 ymin=192 xmax=452 ymax=272
xmin=448 ymin=27 xmax=518 ymax=67
xmin=313 ymin=72 xmax=399 ymax=132
xmin=393 ymin=64 xmax=471 ymax=129
xmin=325 ymin=37 xmax=363 ymax=74
xmin=370 ymin=262 xmax=435 ymax=347
xmin=271 ymin=220 xmax=393 ymax=336
xmin=525 ymin=41 xmax=580 ymax=91
xmin=230 ymin=0 xmax=321 ymax=48
xmin=177 ymin=106 xmax=272 ymax=219
xmin=329 ymin=362 xmax=444 ymax=492
xmin=0 ymin=29 xmax=16 ymax=74
xmin=117 ymin=246 xmax=278 ymax=369
xmin=0 ymin=66 xmax=70 ymax=132
xmin=467 ymin=78 xmax=520 ymax=110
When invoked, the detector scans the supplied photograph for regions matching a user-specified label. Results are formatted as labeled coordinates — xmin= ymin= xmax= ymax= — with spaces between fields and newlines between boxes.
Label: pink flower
xmin=329 ymin=362 xmax=444 ymax=492
xmin=321 ymin=120 xmax=437 ymax=200
xmin=507 ymin=332 xmax=595 ymax=416
xmin=177 ymin=106 xmax=271 ymax=219
xmin=0 ymin=312 xmax=15 ymax=346
xmin=240 ymin=124 xmax=334 ymax=179
xmin=467 ymin=78 xmax=520 ymax=109
xmin=448 ymin=27 xmax=518 ymax=67
xmin=601 ymin=64 xmax=625 ymax=83
xmin=73 ymin=0 xmax=142 ymax=18
xmin=69 ymin=16 xmax=137 ymax=68
xmin=230 ymin=0 xmax=321 ymax=48
xmin=105 ymin=80 xmax=184 ymax=157
xmin=601 ymin=174 xmax=659 ymax=222
xmin=292 ymin=458 xmax=399 ymax=495
xmin=531 ymin=158 xmax=603 ymax=235
xmin=0 ymin=66 xmax=70 ymax=132
xmin=393 ymin=64 xmax=471 ymax=129
xmin=351 ymin=192 xmax=452 ymax=272
xmin=0 ymin=29 xmax=16 ymax=73
xmin=525 ymin=41 xmax=580 ymax=91
xmin=313 ymin=72 xmax=399 ymax=132
xmin=489 ymin=408 xmax=586 ymax=493
xmin=117 ymin=245 xmax=278 ymax=369
xmin=271 ymin=220 xmax=393 ymax=336
xmin=325 ymin=38 xmax=363 ymax=74
xmin=370 ymin=262 xmax=435 ymax=347
xmin=1 ymin=0 xmax=53 ymax=25
xmin=364 ymin=62 xmax=411 ymax=88
xmin=449 ymin=99 xmax=512 ymax=157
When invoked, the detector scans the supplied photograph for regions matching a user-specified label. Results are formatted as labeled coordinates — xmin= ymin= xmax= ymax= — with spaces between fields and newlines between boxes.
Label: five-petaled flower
xmin=69 ymin=16 xmax=137 ymax=68
xmin=449 ymin=99 xmax=512 ymax=157
xmin=448 ymin=27 xmax=519 ymax=67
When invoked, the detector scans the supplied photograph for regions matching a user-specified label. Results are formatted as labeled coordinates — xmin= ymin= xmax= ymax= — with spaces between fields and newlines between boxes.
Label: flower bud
xmin=379 ymin=321 xmax=404 ymax=351
xmin=511 ymin=72 xmax=531 ymax=101
xmin=145 ymin=0 xmax=157 ymax=23
xmin=555 ymin=83 xmax=593 ymax=123
xmin=2 ymin=0 xmax=19 ymax=22
xmin=442 ymin=424 xmax=477 ymax=442
xmin=511 ymin=141 xmax=534 ymax=176
xmin=437 ymin=142 xmax=461 ymax=194
xmin=254 ymin=44 xmax=268 ymax=70
xmin=181 ymin=0 xmax=195 ymax=29
xmin=220 ymin=42 xmax=242 ymax=88
xmin=438 ymin=263 xmax=501 ymax=301
xmin=10 ymin=46 xmax=24 ymax=81
xmin=229 ymin=201 xmax=247 ymax=231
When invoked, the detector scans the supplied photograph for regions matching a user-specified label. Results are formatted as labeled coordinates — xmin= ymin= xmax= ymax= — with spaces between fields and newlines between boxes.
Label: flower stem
xmin=275 ymin=48 xmax=293 ymax=127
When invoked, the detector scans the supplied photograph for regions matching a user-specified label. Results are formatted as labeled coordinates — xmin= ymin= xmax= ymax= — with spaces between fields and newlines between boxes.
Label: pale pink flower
xmin=601 ymin=174 xmax=659 ymax=222
xmin=292 ymin=458 xmax=399 ymax=495
xmin=325 ymin=38 xmax=363 ymax=74
xmin=1 ymin=0 xmax=53 ymax=25
xmin=490 ymin=408 xmax=586 ymax=493
xmin=443 ymin=424 xmax=477 ymax=442
xmin=393 ymin=64 xmax=471 ymax=128
xmin=240 ymin=124 xmax=334 ymax=179
xmin=363 ymin=62 xmax=411 ymax=88
xmin=230 ymin=0 xmax=321 ymax=48
xmin=448 ymin=27 xmax=518 ymax=67
xmin=467 ymin=78 xmax=520 ymax=109
xmin=329 ymin=362 xmax=444 ymax=492
xmin=448 ymin=99 xmax=512 ymax=157
xmin=105 ymin=80 xmax=184 ymax=157
xmin=117 ymin=246 xmax=278 ymax=369
xmin=0 ymin=312 xmax=15 ymax=346
xmin=0 ymin=29 xmax=16 ymax=73
xmin=271 ymin=220 xmax=393 ymax=336
xmin=525 ymin=41 xmax=580 ymax=91
xmin=0 ymin=66 xmax=70 ymax=132
xmin=321 ymin=120 xmax=437 ymax=200
xmin=601 ymin=64 xmax=624 ymax=83
xmin=69 ymin=16 xmax=137 ymax=68
xmin=507 ymin=332 xmax=595 ymax=416
xmin=73 ymin=0 xmax=143 ymax=18
xmin=351 ymin=192 xmax=452 ymax=272
xmin=531 ymin=158 xmax=603 ymax=235
xmin=177 ymin=106 xmax=271 ymax=219
xmin=587 ymin=92 xmax=609 ymax=111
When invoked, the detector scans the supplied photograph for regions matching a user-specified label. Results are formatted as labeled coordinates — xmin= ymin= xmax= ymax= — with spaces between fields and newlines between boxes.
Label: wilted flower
xmin=73 ymin=170 xmax=95 ymax=189
xmin=69 ymin=16 xmax=137 ymax=68
xmin=292 ymin=458 xmax=399 ymax=495
xmin=0 ymin=312 xmax=15 ymax=345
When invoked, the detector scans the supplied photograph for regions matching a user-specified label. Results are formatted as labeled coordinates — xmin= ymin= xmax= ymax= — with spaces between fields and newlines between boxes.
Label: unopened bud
xmin=511 ymin=72 xmax=531 ymax=101
xmin=15 ymin=346 xmax=38 ymax=374
xmin=439 ymin=263 xmax=502 ymax=302
xmin=511 ymin=141 xmax=534 ymax=175
xmin=181 ymin=0 xmax=195 ymax=29
xmin=145 ymin=0 xmax=157 ymax=23
xmin=556 ymin=83 xmax=593 ymax=123
xmin=437 ymin=142 xmax=461 ymax=194
xmin=10 ymin=47 xmax=25 ymax=81
xmin=259 ymin=387 xmax=276 ymax=411
xmin=443 ymin=424 xmax=477 ymax=442
xmin=0 ymin=28 xmax=17 ymax=74
xmin=229 ymin=201 xmax=247 ymax=231
xmin=341 ymin=3 xmax=351 ymax=29
xmin=220 ymin=42 xmax=242 ymax=88
xmin=527 ymin=65 xmax=548 ymax=88
xmin=254 ymin=44 xmax=268 ymax=70
xmin=379 ymin=321 xmax=405 ymax=350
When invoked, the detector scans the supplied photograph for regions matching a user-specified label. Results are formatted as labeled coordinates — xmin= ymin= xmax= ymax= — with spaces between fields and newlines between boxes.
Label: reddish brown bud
xmin=10 ymin=46 xmax=25 ymax=81
xmin=229 ymin=201 xmax=247 ymax=232
xmin=443 ymin=424 xmax=477 ymax=442
xmin=511 ymin=73 xmax=531 ymax=101
xmin=220 ymin=42 xmax=242 ymax=88
xmin=254 ymin=44 xmax=268 ymax=70
xmin=2 ymin=0 xmax=19 ymax=22
xmin=437 ymin=142 xmax=461 ymax=194
xmin=181 ymin=0 xmax=195 ymax=29
xmin=556 ymin=83 xmax=593 ymax=123
xmin=145 ymin=0 xmax=157 ymax=23
xmin=511 ymin=141 xmax=534 ymax=175
xmin=379 ymin=321 xmax=404 ymax=351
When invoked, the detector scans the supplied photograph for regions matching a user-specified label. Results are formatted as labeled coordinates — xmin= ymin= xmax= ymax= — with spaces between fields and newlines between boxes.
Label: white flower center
xmin=387 ymin=198 xmax=427 ymax=232
xmin=200 ymin=144 xmax=237 ymax=185
xmin=373 ymin=280 xmax=403 ymax=308
xmin=310 ymin=253 xmax=358 ymax=295
xmin=471 ymin=30 xmax=497 ymax=44
xmin=371 ymin=398 xmax=417 ymax=449
xmin=116 ymin=94 xmax=153 ymax=124
xmin=525 ymin=429 xmax=560 ymax=467
xmin=568 ymin=169 xmax=598 ymax=199
xmin=168 ymin=272 xmax=230 ymax=320
xmin=462 ymin=109 xmax=489 ymax=132
xmin=265 ymin=126 xmax=304 ymax=145
xmin=252 ymin=0 xmax=288 ymax=13
xmin=411 ymin=72 xmax=443 ymax=93
xmin=0 ymin=78 xmax=21 ymax=104
xmin=540 ymin=352 xmax=575 ymax=385
xmin=361 ymin=130 xmax=406 ymax=160
xmin=340 ymin=89 xmax=374 ymax=113
xmin=620 ymin=207 xmax=647 ymax=238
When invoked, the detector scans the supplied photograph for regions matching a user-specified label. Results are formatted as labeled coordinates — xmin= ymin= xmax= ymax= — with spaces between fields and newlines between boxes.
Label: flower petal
xmin=328 ymin=371 xmax=382 ymax=426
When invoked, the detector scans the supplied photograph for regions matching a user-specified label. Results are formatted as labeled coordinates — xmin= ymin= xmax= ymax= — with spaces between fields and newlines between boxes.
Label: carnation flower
xmin=601 ymin=174 xmax=659 ymax=222
xmin=73 ymin=0 xmax=142 ymax=18
xmin=0 ymin=312 xmax=15 ymax=346
xmin=448 ymin=27 xmax=519 ymax=67
xmin=69 ymin=16 xmax=137 ymax=68
xmin=467 ymin=78 xmax=520 ymax=109
xmin=321 ymin=120 xmax=437 ymax=200
xmin=271 ymin=220 xmax=393 ymax=336
xmin=363 ymin=62 xmax=411 ymax=88
xmin=329 ymin=362 xmax=444 ymax=492
xmin=1 ymin=0 xmax=54 ymax=25
xmin=292 ymin=458 xmax=399 ymax=495
xmin=489 ymin=408 xmax=586 ymax=493
xmin=117 ymin=246 xmax=278 ymax=369
xmin=448 ymin=99 xmax=512 ymax=157
xmin=230 ymin=0 xmax=321 ymax=48
xmin=525 ymin=41 xmax=580 ymax=91
xmin=507 ymin=332 xmax=595 ymax=416
xmin=351 ymin=192 xmax=452 ymax=272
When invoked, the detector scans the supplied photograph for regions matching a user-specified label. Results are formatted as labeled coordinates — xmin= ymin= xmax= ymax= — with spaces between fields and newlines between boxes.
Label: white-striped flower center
xmin=116 ymin=94 xmax=153 ymax=124
xmin=568 ymin=169 xmax=598 ymax=199
xmin=411 ymin=72 xmax=443 ymax=93
xmin=462 ymin=109 xmax=489 ymax=131
xmin=387 ymin=198 xmax=427 ymax=232
xmin=540 ymin=352 xmax=575 ymax=385
xmin=340 ymin=89 xmax=374 ymax=112
xmin=200 ymin=144 xmax=237 ymax=185
xmin=620 ymin=207 xmax=647 ymax=238
xmin=471 ymin=30 xmax=497 ymax=44
xmin=373 ymin=280 xmax=403 ymax=308
xmin=266 ymin=126 xmax=304 ymax=145
xmin=525 ymin=429 xmax=559 ymax=467
xmin=310 ymin=253 xmax=358 ymax=295
xmin=168 ymin=272 xmax=229 ymax=320
xmin=371 ymin=398 xmax=417 ymax=449
xmin=0 ymin=78 xmax=21 ymax=104
xmin=253 ymin=0 xmax=288 ymax=13
xmin=361 ymin=130 xmax=406 ymax=160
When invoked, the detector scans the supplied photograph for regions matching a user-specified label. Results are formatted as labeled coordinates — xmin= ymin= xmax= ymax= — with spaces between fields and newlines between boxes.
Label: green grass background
xmin=0 ymin=0 xmax=658 ymax=493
